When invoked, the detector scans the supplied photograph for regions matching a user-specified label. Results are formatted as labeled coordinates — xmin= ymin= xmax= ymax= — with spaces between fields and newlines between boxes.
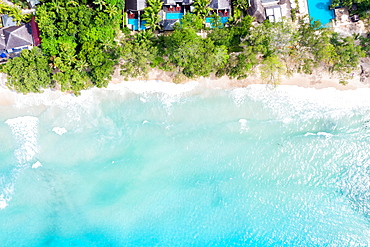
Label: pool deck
xmin=290 ymin=0 xmax=309 ymax=18
xmin=291 ymin=0 xmax=367 ymax=35
xmin=332 ymin=8 xmax=366 ymax=36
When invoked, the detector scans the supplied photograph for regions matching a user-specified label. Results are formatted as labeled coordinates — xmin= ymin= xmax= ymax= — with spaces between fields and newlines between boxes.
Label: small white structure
xmin=265 ymin=6 xmax=282 ymax=22
xmin=261 ymin=0 xmax=279 ymax=7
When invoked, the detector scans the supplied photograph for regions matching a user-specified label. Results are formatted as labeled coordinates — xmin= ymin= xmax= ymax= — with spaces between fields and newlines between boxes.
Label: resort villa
xmin=161 ymin=0 xmax=193 ymax=30
xmin=0 ymin=15 xmax=41 ymax=63
xmin=125 ymin=0 xmax=231 ymax=31
xmin=124 ymin=0 xmax=365 ymax=31
xmin=126 ymin=0 xmax=147 ymax=31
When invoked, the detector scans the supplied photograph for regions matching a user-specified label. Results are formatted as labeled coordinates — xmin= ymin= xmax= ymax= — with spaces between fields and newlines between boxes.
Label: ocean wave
xmin=1 ymin=116 xmax=39 ymax=209
xmin=5 ymin=116 xmax=39 ymax=164
xmin=231 ymin=85 xmax=370 ymax=121
xmin=1 ymin=81 xmax=370 ymax=111
xmin=304 ymin=132 xmax=333 ymax=138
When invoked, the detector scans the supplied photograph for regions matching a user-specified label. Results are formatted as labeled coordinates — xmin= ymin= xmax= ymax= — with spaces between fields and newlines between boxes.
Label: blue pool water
xmin=166 ymin=12 xmax=184 ymax=19
xmin=128 ymin=19 xmax=147 ymax=31
xmin=307 ymin=0 xmax=335 ymax=25
xmin=1 ymin=82 xmax=370 ymax=246
xmin=206 ymin=17 xmax=229 ymax=28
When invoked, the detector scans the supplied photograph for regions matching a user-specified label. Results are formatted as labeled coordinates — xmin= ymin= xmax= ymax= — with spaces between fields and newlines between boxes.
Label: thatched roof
xmin=247 ymin=0 xmax=266 ymax=23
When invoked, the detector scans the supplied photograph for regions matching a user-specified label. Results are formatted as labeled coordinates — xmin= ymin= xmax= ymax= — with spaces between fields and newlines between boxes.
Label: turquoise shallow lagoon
xmin=1 ymin=82 xmax=370 ymax=246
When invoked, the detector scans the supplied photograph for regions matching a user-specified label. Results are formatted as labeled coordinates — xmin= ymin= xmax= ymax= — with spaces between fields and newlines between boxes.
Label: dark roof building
xmin=126 ymin=0 xmax=147 ymax=11
xmin=163 ymin=0 xmax=193 ymax=5
xmin=162 ymin=19 xmax=179 ymax=30
xmin=181 ymin=0 xmax=193 ymax=5
xmin=210 ymin=0 xmax=230 ymax=9
xmin=0 ymin=24 xmax=33 ymax=51
xmin=164 ymin=0 xmax=176 ymax=5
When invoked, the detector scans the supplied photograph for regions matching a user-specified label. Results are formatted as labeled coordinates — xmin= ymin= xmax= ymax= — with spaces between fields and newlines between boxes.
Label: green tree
xmin=34 ymin=0 xmax=121 ymax=93
xmin=163 ymin=22 xmax=228 ymax=77
xmin=260 ymin=55 xmax=286 ymax=85
xmin=93 ymin=0 xmax=106 ymax=10
xmin=120 ymin=32 xmax=158 ymax=80
xmin=142 ymin=0 xmax=163 ymax=30
xmin=1 ymin=48 xmax=52 ymax=94
xmin=192 ymin=0 xmax=212 ymax=19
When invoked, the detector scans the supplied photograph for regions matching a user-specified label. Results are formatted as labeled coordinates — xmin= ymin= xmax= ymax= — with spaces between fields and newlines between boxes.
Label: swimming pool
xmin=205 ymin=17 xmax=229 ymax=28
xmin=128 ymin=19 xmax=147 ymax=31
xmin=166 ymin=12 xmax=184 ymax=19
xmin=307 ymin=0 xmax=335 ymax=25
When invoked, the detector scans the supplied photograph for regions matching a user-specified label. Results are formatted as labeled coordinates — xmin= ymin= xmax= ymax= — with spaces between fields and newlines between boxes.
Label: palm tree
xmin=134 ymin=30 xmax=154 ymax=44
xmin=192 ymin=0 xmax=211 ymax=19
xmin=49 ymin=0 xmax=64 ymax=14
xmin=104 ymin=5 xmax=118 ymax=18
xmin=93 ymin=0 xmax=106 ymax=11
xmin=142 ymin=8 xmax=161 ymax=30
xmin=75 ymin=59 xmax=89 ymax=72
xmin=233 ymin=0 xmax=249 ymax=11
xmin=146 ymin=0 xmax=162 ymax=13
xmin=67 ymin=1 xmax=79 ymax=7
xmin=232 ymin=0 xmax=249 ymax=19
xmin=8 ymin=6 xmax=23 ymax=24
xmin=142 ymin=0 xmax=163 ymax=31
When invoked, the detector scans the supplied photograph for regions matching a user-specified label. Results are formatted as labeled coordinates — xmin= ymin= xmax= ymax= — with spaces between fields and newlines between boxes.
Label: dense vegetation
xmin=1 ymin=0 xmax=123 ymax=94
xmin=35 ymin=0 xmax=123 ymax=93
xmin=2 ymin=48 xmax=52 ymax=93
xmin=0 ymin=0 xmax=368 ymax=93
xmin=120 ymin=15 xmax=365 ymax=85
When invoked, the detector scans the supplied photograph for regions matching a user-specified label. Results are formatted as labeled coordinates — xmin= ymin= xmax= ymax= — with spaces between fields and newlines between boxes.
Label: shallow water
xmin=1 ymin=82 xmax=370 ymax=246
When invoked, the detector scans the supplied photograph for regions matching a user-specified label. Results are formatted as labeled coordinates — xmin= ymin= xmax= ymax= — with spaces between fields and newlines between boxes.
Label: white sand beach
xmin=113 ymin=56 xmax=370 ymax=91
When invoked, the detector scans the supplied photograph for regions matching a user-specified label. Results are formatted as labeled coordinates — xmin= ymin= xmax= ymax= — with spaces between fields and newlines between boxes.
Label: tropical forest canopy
xmin=120 ymin=14 xmax=365 ymax=85
xmin=2 ymin=0 xmax=123 ymax=94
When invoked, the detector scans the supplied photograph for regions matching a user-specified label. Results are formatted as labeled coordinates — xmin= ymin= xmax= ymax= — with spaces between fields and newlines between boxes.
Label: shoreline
xmin=112 ymin=57 xmax=370 ymax=91
xmin=1 ymin=60 xmax=370 ymax=107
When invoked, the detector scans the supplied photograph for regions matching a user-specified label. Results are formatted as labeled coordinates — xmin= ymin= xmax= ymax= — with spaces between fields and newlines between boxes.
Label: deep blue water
xmin=0 ymin=82 xmax=370 ymax=246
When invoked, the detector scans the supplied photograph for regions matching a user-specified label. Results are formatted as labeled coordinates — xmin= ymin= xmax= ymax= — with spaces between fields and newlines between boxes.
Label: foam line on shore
xmin=1 ymin=80 xmax=370 ymax=114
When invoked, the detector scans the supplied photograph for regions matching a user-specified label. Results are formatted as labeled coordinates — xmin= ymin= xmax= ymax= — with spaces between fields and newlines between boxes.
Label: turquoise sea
xmin=1 ymin=81 xmax=370 ymax=246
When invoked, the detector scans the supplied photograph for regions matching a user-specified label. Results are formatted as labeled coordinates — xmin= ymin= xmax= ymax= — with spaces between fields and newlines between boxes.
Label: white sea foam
xmin=0 ymin=195 xmax=7 ymax=209
xmin=304 ymin=132 xmax=333 ymax=138
xmin=0 ymin=181 xmax=14 ymax=210
xmin=1 ymin=116 xmax=39 ymax=209
xmin=231 ymin=85 xmax=370 ymax=120
xmin=107 ymin=80 xmax=199 ymax=96
xmin=52 ymin=127 xmax=67 ymax=136
xmin=32 ymin=161 xmax=42 ymax=169
xmin=140 ymin=97 xmax=147 ymax=102
xmin=5 ymin=116 xmax=39 ymax=164
xmin=1 ymin=80 xmax=370 ymax=111
xmin=238 ymin=119 xmax=249 ymax=132
xmin=107 ymin=80 xmax=200 ymax=109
